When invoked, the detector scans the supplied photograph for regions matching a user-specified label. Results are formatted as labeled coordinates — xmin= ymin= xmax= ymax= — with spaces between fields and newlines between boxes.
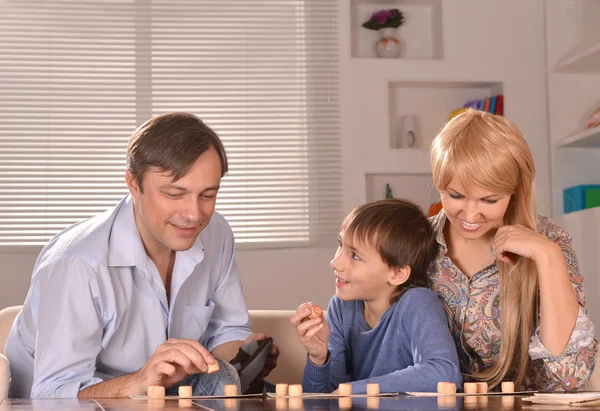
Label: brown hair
xmin=340 ymin=198 xmax=437 ymax=303
xmin=430 ymin=109 xmax=538 ymax=389
xmin=126 ymin=112 xmax=228 ymax=192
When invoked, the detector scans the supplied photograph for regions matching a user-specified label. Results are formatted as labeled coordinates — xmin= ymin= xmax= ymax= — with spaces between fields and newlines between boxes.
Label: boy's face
xmin=126 ymin=145 xmax=222 ymax=260
xmin=330 ymin=231 xmax=402 ymax=305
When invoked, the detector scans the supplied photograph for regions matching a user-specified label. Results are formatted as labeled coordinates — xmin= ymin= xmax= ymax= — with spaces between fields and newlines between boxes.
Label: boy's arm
xmin=348 ymin=290 xmax=462 ymax=394
xmin=302 ymin=297 xmax=350 ymax=393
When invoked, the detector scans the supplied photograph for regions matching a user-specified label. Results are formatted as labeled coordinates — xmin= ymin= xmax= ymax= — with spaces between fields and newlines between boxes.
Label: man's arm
xmin=78 ymin=373 xmax=138 ymax=399
xmin=31 ymin=258 xmax=105 ymax=398
xmin=79 ymin=338 xmax=217 ymax=398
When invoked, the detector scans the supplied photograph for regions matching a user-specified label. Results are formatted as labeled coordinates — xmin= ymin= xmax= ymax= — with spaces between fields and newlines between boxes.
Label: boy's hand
xmin=290 ymin=302 xmax=330 ymax=365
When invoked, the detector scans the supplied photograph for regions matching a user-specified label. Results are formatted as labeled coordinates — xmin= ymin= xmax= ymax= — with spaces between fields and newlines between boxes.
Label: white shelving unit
xmin=555 ymin=126 xmax=600 ymax=148
xmin=546 ymin=0 xmax=600 ymax=216
xmin=340 ymin=0 xmax=552 ymax=219
xmin=350 ymin=0 xmax=443 ymax=60
xmin=545 ymin=2 xmax=600 ymax=389
xmin=365 ymin=173 xmax=438 ymax=207
xmin=388 ymin=81 xmax=503 ymax=150
xmin=553 ymin=40 xmax=600 ymax=73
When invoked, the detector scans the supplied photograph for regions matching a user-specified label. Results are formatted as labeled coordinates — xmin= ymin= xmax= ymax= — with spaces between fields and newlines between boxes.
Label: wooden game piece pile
xmin=275 ymin=382 xmax=381 ymax=397
xmin=437 ymin=380 xmax=515 ymax=395
xmin=147 ymin=383 xmax=239 ymax=399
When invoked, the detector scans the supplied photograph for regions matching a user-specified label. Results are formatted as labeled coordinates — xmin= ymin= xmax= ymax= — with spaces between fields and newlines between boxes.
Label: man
xmin=5 ymin=113 xmax=278 ymax=398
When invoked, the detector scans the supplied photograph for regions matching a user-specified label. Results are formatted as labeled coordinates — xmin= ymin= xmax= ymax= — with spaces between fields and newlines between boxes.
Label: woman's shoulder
xmin=535 ymin=214 xmax=572 ymax=242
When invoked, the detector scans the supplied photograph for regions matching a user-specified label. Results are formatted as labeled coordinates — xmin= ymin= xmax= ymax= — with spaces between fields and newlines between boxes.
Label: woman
xmin=428 ymin=109 xmax=597 ymax=391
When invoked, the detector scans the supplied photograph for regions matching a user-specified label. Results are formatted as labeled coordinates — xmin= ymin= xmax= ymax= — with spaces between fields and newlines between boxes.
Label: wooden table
xmin=0 ymin=394 xmax=592 ymax=410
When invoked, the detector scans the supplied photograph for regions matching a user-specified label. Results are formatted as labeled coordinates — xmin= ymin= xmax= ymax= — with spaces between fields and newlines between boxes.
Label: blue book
xmin=477 ymin=100 xmax=485 ymax=110
xmin=489 ymin=96 xmax=497 ymax=114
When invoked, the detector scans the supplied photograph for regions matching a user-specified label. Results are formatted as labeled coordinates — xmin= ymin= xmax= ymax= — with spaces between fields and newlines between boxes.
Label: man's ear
xmin=125 ymin=170 xmax=141 ymax=198
xmin=389 ymin=265 xmax=411 ymax=286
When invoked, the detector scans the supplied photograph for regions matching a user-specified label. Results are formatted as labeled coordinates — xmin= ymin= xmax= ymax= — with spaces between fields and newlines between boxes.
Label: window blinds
xmin=0 ymin=0 xmax=341 ymax=246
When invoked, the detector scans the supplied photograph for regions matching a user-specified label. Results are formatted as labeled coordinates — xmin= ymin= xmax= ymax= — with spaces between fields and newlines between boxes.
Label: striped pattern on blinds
xmin=0 ymin=0 xmax=341 ymax=246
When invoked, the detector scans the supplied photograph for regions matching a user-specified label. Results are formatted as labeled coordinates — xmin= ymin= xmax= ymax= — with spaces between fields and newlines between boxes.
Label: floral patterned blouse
xmin=428 ymin=211 xmax=598 ymax=391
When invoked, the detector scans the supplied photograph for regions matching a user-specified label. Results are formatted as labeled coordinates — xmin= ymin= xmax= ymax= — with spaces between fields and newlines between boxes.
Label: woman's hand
xmin=492 ymin=224 xmax=561 ymax=264
xmin=290 ymin=302 xmax=330 ymax=366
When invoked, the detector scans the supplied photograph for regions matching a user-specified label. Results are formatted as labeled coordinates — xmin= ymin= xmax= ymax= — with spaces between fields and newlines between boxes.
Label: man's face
xmin=126 ymin=146 xmax=222 ymax=259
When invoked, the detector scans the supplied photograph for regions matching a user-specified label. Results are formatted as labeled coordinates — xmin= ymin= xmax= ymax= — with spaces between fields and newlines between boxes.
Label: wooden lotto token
xmin=224 ymin=384 xmax=238 ymax=396
xmin=147 ymin=385 xmax=165 ymax=399
xmin=178 ymin=385 xmax=192 ymax=398
xmin=501 ymin=381 xmax=514 ymax=393
xmin=463 ymin=382 xmax=477 ymax=394
xmin=288 ymin=384 xmax=303 ymax=396
xmin=275 ymin=383 xmax=289 ymax=396
xmin=309 ymin=305 xmax=323 ymax=319
xmin=366 ymin=383 xmax=380 ymax=396
xmin=437 ymin=382 xmax=456 ymax=395
xmin=338 ymin=383 xmax=352 ymax=396
xmin=477 ymin=382 xmax=488 ymax=393
xmin=178 ymin=399 xmax=193 ymax=408
xmin=207 ymin=361 xmax=220 ymax=374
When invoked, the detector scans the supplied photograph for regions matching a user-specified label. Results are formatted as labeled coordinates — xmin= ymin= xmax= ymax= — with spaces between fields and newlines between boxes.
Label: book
xmin=494 ymin=94 xmax=504 ymax=115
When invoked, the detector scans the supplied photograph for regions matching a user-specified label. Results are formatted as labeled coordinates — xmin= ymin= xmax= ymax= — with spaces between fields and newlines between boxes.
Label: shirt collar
xmin=107 ymin=195 xmax=205 ymax=269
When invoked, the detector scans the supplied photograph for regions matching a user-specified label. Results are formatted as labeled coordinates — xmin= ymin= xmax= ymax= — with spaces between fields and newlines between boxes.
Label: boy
xmin=291 ymin=199 xmax=462 ymax=393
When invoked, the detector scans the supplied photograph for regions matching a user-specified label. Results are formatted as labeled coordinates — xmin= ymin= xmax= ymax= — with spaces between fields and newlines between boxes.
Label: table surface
xmin=0 ymin=394 xmax=595 ymax=411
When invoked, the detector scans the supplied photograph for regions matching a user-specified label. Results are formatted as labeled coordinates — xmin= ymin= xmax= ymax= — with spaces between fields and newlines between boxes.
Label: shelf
xmin=553 ymin=40 xmax=600 ymax=73
xmin=388 ymin=81 xmax=503 ymax=149
xmin=555 ymin=126 xmax=600 ymax=148
xmin=365 ymin=173 xmax=439 ymax=210
xmin=350 ymin=0 xmax=443 ymax=60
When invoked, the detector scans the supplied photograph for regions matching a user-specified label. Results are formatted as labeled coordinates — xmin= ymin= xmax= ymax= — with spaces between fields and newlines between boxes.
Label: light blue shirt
xmin=5 ymin=195 xmax=252 ymax=399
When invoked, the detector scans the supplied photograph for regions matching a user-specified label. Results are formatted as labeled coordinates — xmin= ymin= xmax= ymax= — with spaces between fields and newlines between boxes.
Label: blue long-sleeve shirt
xmin=302 ymin=287 xmax=463 ymax=394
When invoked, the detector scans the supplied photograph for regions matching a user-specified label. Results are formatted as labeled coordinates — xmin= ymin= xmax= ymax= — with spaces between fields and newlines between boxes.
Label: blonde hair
xmin=430 ymin=109 xmax=538 ymax=389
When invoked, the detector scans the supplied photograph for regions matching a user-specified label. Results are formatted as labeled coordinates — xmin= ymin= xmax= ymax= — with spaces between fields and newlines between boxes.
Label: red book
xmin=494 ymin=94 xmax=504 ymax=115
xmin=483 ymin=98 xmax=491 ymax=112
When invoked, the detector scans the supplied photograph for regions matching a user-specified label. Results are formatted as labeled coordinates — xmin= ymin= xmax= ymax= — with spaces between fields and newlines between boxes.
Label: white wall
xmin=0 ymin=0 xmax=551 ymax=310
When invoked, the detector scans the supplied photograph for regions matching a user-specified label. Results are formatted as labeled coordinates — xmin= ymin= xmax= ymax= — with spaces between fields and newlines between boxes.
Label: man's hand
xmin=132 ymin=338 xmax=216 ymax=395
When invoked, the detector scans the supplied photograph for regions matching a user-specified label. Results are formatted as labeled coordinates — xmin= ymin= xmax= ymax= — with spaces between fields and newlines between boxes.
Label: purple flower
xmin=370 ymin=10 xmax=389 ymax=24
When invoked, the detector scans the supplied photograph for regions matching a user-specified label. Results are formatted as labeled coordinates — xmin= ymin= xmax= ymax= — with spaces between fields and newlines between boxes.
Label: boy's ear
xmin=389 ymin=265 xmax=411 ymax=286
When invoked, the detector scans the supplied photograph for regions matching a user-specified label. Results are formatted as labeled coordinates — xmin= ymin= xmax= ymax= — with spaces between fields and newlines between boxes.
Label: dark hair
xmin=340 ymin=198 xmax=438 ymax=303
xmin=126 ymin=112 xmax=228 ymax=192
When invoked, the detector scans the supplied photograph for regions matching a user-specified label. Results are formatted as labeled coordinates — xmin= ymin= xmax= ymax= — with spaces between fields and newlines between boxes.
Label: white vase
xmin=397 ymin=115 xmax=418 ymax=148
xmin=376 ymin=27 xmax=402 ymax=58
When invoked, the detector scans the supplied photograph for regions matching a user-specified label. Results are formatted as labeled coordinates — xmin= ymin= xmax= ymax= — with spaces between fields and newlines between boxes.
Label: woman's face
xmin=440 ymin=178 xmax=511 ymax=241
